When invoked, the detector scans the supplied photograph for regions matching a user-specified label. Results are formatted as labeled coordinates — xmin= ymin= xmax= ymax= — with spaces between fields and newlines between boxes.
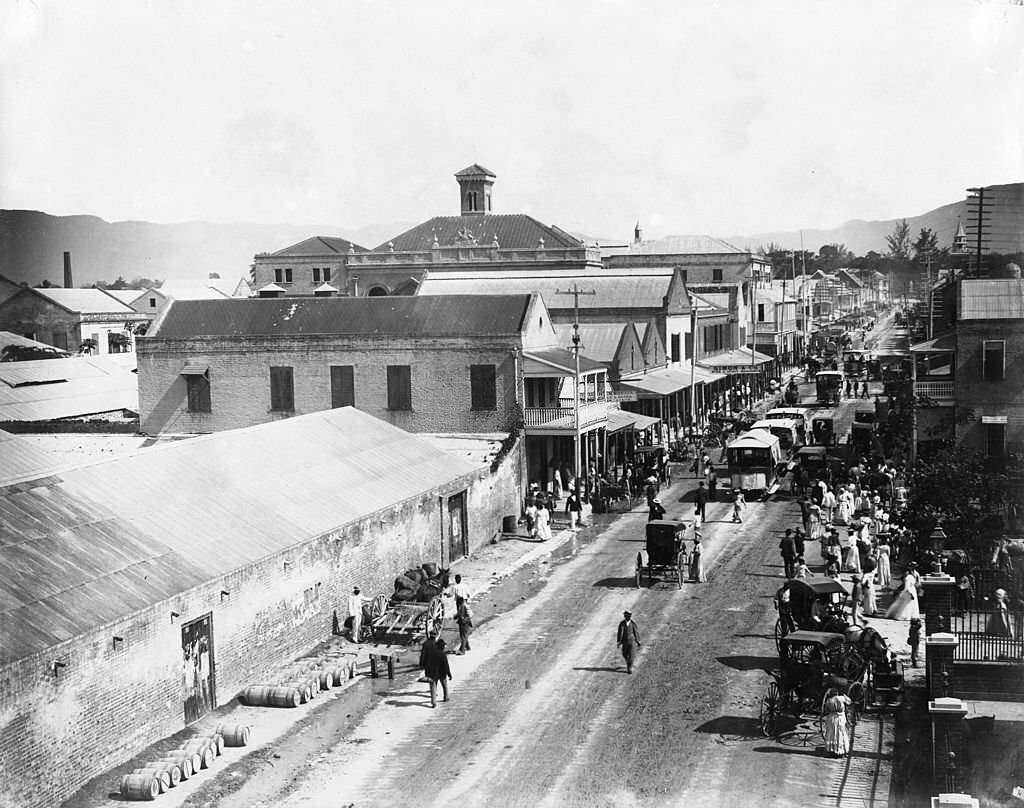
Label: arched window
xmin=467 ymin=191 xmax=478 ymax=211
xmin=368 ymin=286 xmax=389 ymax=297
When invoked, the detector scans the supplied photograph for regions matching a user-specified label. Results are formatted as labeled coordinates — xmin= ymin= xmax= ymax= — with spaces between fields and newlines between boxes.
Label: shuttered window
xmin=186 ymin=374 xmax=211 ymax=413
xmin=671 ymin=334 xmax=681 ymax=363
xmin=470 ymin=364 xmax=496 ymax=410
xmin=270 ymin=366 xmax=294 ymax=411
xmin=330 ymin=365 xmax=355 ymax=408
xmin=387 ymin=365 xmax=412 ymax=411
xmin=982 ymin=340 xmax=1005 ymax=381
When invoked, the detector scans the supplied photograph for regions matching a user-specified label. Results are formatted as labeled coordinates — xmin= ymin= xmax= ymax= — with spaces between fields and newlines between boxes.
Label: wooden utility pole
xmin=556 ymin=284 xmax=596 ymax=493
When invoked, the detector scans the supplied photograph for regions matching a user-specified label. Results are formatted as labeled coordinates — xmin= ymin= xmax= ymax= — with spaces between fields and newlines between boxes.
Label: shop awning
xmin=180 ymin=362 xmax=209 ymax=376
xmin=698 ymin=348 xmax=774 ymax=373
xmin=617 ymin=368 xmax=689 ymax=396
xmin=606 ymin=409 xmax=662 ymax=435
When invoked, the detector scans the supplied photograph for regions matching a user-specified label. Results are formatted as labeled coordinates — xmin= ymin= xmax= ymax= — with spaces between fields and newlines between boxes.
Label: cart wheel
xmin=676 ymin=550 xmax=685 ymax=589
xmin=773 ymin=619 xmax=786 ymax=653
xmin=760 ymin=681 xmax=782 ymax=737
xmin=635 ymin=551 xmax=643 ymax=588
xmin=846 ymin=681 xmax=865 ymax=726
xmin=427 ymin=596 xmax=445 ymax=636
xmin=370 ymin=594 xmax=388 ymax=621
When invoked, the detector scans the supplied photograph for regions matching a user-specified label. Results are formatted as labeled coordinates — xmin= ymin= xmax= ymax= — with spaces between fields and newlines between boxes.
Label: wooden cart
xmin=364 ymin=594 xmax=446 ymax=644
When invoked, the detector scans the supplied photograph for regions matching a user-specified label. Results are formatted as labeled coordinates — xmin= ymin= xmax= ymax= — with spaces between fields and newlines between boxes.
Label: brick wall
xmin=0 ymin=293 xmax=78 ymax=352
xmin=138 ymin=334 xmax=521 ymax=435
xmin=955 ymin=322 xmax=1024 ymax=452
xmin=251 ymin=256 xmax=350 ymax=296
xmin=0 ymin=445 xmax=523 ymax=808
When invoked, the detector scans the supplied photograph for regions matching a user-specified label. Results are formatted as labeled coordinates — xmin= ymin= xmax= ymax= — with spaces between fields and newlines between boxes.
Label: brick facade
xmin=0 ymin=436 xmax=524 ymax=808
xmin=139 ymin=335 xmax=522 ymax=435
xmin=954 ymin=321 xmax=1024 ymax=455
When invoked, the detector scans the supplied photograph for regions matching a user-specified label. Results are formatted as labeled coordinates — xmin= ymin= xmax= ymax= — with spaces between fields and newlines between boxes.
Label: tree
xmin=885 ymin=219 xmax=912 ymax=262
xmin=912 ymin=228 xmax=938 ymax=264
xmin=1 ymin=343 xmax=69 ymax=362
xmin=817 ymin=243 xmax=852 ymax=272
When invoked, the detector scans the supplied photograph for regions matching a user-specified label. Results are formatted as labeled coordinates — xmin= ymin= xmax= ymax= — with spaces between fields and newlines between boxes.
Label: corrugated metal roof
xmin=606 ymin=409 xmax=661 ymax=434
xmin=270 ymin=236 xmax=368 ymax=256
xmin=0 ymin=331 xmax=70 ymax=357
xmin=150 ymin=295 xmax=533 ymax=339
xmin=0 ymin=356 xmax=138 ymax=421
xmin=0 ymin=430 xmax=64 ymax=485
xmin=959 ymin=279 xmax=1024 ymax=320
xmin=618 ymin=367 xmax=696 ymax=395
xmin=628 ymin=235 xmax=746 ymax=255
xmin=522 ymin=348 xmax=606 ymax=375
xmin=33 ymin=288 xmax=137 ymax=314
xmin=0 ymin=407 xmax=479 ymax=664
xmin=552 ymin=323 xmax=628 ymax=362
xmin=103 ymin=289 xmax=145 ymax=305
xmin=376 ymin=215 xmax=582 ymax=251
xmin=909 ymin=333 xmax=957 ymax=352
xmin=698 ymin=348 xmax=774 ymax=368
xmin=418 ymin=274 xmax=672 ymax=310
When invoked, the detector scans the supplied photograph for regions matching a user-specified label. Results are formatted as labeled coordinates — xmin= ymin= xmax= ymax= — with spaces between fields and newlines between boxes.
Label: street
xmin=181 ymin=474 xmax=893 ymax=808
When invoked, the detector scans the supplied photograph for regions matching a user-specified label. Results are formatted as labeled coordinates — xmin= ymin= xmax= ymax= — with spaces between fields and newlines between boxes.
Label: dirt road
xmin=176 ymin=480 xmax=891 ymax=808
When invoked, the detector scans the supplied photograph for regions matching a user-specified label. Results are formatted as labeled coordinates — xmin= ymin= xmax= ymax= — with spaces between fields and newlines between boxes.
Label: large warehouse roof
xmin=0 ymin=407 xmax=479 ymax=665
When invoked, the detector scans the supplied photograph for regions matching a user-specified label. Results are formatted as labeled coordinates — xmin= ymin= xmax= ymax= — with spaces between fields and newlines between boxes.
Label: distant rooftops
xmin=626 ymin=235 xmax=749 ymax=255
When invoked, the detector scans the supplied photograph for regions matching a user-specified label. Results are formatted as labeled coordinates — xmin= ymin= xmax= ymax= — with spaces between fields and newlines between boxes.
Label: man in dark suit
xmin=616 ymin=610 xmax=642 ymax=674
xmin=694 ymin=481 xmax=709 ymax=520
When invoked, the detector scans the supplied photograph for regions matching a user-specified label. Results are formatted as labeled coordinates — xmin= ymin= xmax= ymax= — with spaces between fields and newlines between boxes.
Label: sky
xmin=1 ymin=0 xmax=1022 ymax=241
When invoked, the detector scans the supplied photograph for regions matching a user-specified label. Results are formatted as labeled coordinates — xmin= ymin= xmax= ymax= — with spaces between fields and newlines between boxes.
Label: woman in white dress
xmin=862 ymin=569 xmax=878 ymax=617
xmin=875 ymin=539 xmax=892 ymax=589
xmin=886 ymin=568 xmax=921 ymax=621
xmin=808 ymin=504 xmax=826 ymax=542
xmin=844 ymin=528 xmax=862 ymax=574
xmin=534 ymin=503 xmax=552 ymax=542
xmin=821 ymin=487 xmax=838 ymax=525
xmin=822 ymin=692 xmax=853 ymax=757
xmin=836 ymin=488 xmax=855 ymax=527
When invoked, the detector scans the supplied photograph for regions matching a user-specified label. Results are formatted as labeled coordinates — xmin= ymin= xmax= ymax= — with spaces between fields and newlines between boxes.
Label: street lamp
xmin=929 ymin=523 xmax=948 ymax=574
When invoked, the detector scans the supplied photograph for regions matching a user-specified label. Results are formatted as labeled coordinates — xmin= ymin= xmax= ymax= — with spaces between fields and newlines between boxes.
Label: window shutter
xmin=470 ymin=364 xmax=497 ymax=410
xmin=331 ymin=365 xmax=355 ymax=408
xmin=270 ymin=366 xmax=294 ymax=410
xmin=387 ymin=365 xmax=412 ymax=410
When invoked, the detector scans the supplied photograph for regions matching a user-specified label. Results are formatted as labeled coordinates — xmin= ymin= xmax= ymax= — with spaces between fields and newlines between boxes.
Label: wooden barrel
xmin=130 ymin=768 xmax=170 ymax=793
xmin=153 ymin=754 xmax=194 ymax=780
xmin=215 ymin=723 xmax=251 ymax=747
xmin=179 ymin=739 xmax=215 ymax=769
xmin=206 ymin=732 xmax=225 ymax=756
xmin=282 ymin=679 xmax=314 ymax=702
xmin=240 ymin=685 xmax=301 ymax=708
xmin=120 ymin=772 xmax=159 ymax=800
xmin=143 ymin=760 xmax=181 ymax=787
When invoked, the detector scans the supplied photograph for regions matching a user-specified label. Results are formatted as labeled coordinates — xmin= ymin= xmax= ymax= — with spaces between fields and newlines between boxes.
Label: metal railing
xmin=523 ymin=401 xmax=608 ymax=429
xmin=950 ymin=609 xmax=1024 ymax=662
xmin=914 ymin=380 xmax=954 ymax=399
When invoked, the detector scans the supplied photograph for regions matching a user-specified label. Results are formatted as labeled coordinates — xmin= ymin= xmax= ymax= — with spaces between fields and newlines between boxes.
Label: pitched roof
xmin=417 ymin=272 xmax=675 ymax=311
xmin=31 ymin=287 xmax=137 ymax=315
xmin=0 ymin=407 xmax=478 ymax=664
xmin=959 ymin=279 xmax=1024 ymax=320
xmin=553 ymin=323 xmax=632 ymax=363
xmin=374 ymin=214 xmax=582 ymax=251
xmin=149 ymin=295 xmax=534 ymax=339
xmin=628 ymin=235 xmax=747 ymax=255
xmin=270 ymin=236 xmax=368 ymax=256
xmin=697 ymin=347 xmax=774 ymax=368
xmin=522 ymin=348 xmax=606 ymax=375
xmin=835 ymin=269 xmax=863 ymax=287
xmin=103 ymin=289 xmax=147 ymax=304
xmin=0 ymin=355 xmax=138 ymax=421
xmin=0 ymin=430 xmax=63 ymax=486
xmin=455 ymin=163 xmax=496 ymax=178
xmin=159 ymin=278 xmax=251 ymax=299
xmin=0 ymin=331 xmax=70 ymax=357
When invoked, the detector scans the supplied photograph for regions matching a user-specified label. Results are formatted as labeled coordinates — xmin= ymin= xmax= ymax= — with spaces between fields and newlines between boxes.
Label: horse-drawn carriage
xmin=774 ymin=577 xmax=850 ymax=649
xmin=636 ymin=519 xmax=688 ymax=588
xmin=356 ymin=565 xmax=449 ymax=644
xmin=759 ymin=630 xmax=865 ymax=737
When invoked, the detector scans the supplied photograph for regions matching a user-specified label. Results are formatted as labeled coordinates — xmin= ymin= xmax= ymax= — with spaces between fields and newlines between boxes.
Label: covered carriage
xmin=636 ymin=519 xmax=688 ymax=588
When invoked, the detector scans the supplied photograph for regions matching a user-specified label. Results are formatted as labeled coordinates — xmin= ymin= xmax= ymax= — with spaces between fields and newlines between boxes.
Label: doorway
xmin=181 ymin=613 xmax=216 ymax=724
xmin=448 ymin=492 xmax=467 ymax=562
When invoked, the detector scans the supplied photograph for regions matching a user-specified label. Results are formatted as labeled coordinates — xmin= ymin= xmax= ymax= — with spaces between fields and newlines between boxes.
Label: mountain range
xmin=1 ymin=183 xmax=1020 ymax=288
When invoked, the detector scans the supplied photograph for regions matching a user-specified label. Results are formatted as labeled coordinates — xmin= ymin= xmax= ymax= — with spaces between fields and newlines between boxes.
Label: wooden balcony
xmin=914 ymin=380 xmax=954 ymax=400
xmin=523 ymin=401 xmax=608 ymax=433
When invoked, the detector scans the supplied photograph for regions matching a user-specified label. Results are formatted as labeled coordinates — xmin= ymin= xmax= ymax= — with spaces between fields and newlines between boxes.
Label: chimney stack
xmin=63 ymin=252 xmax=73 ymax=288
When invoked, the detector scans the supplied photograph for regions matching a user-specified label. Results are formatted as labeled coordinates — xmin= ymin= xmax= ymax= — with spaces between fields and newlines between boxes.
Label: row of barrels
xmin=239 ymin=649 xmax=358 ymax=708
xmin=118 ymin=724 xmax=251 ymax=801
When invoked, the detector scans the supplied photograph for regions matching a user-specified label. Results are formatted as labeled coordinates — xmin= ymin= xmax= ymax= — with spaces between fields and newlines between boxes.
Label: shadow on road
xmin=752 ymin=744 xmax=823 ymax=757
xmin=715 ymin=654 xmax=777 ymax=672
xmin=572 ymin=666 xmax=623 ymax=674
xmin=693 ymin=715 xmax=763 ymax=739
xmin=592 ymin=576 xmax=639 ymax=589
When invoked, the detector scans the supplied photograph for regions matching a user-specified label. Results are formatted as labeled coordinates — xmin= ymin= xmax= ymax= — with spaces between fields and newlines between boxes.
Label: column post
xmin=929 ymin=697 xmax=969 ymax=795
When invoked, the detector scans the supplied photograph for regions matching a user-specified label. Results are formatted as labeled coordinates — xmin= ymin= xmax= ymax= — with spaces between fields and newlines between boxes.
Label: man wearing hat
xmin=616 ymin=610 xmax=642 ymax=674
xmin=347 ymin=587 xmax=365 ymax=644
xmin=648 ymin=497 xmax=666 ymax=522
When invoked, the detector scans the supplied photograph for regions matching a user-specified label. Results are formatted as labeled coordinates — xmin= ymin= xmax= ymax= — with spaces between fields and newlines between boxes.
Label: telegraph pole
xmin=556 ymin=284 xmax=596 ymax=494
xmin=689 ymin=293 xmax=698 ymax=435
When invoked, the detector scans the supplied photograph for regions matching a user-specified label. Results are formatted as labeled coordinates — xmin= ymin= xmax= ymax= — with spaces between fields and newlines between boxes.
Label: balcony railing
xmin=914 ymin=380 xmax=954 ymax=399
xmin=524 ymin=401 xmax=608 ymax=430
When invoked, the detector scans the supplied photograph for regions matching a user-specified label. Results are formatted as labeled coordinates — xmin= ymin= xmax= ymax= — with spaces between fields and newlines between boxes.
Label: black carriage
xmin=773 ymin=577 xmax=850 ymax=650
xmin=636 ymin=519 xmax=688 ymax=588
xmin=759 ymin=630 xmax=865 ymax=737
xmin=811 ymin=409 xmax=836 ymax=446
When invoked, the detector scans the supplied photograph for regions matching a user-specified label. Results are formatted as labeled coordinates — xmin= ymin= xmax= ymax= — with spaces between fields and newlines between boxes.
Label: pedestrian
xmin=860 ymin=380 xmax=869 ymax=399
xmin=616 ymin=610 xmax=641 ymax=674
xmin=524 ymin=498 xmax=538 ymax=539
xmin=774 ymin=582 xmax=796 ymax=635
xmin=565 ymin=488 xmax=583 ymax=531
xmin=694 ymin=481 xmax=709 ymax=521
xmin=347 ymin=586 xmax=364 ymax=644
xmin=808 ymin=503 xmax=825 ymax=542
xmin=798 ymin=498 xmax=812 ymax=534
xmin=534 ymin=501 xmax=552 ymax=541
xmin=780 ymin=528 xmax=798 ymax=578
xmin=825 ymin=556 xmax=841 ymax=579
xmin=794 ymin=556 xmax=810 ymax=579
xmin=648 ymin=497 xmax=666 ymax=522
xmin=707 ymin=466 xmax=718 ymax=502
xmin=731 ymin=489 xmax=746 ymax=523
xmin=849 ymin=574 xmax=864 ymax=625
xmin=862 ymin=569 xmax=878 ymax=617
xmin=689 ymin=536 xmax=707 ymax=581
xmin=822 ymin=687 xmax=853 ymax=757
xmin=876 ymin=536 xmax=892 ymax=589
xmin=452 ymin=573 xmax=470 ymax=602
xmin=908 ymin=617 xmax=922 ymax=667
xmin=421 ymin=637 xmax=452 ymax=708
xmin=985 ymin=589 xmax=1014 ymax=637
xmin=821 ymin=486 xmax=837 ymax=525
xmin=955 ymin=573 xmax=974 ymax=614
xmin=700 ymin=450 xmax=712 ymax=481
xmin=793 ymin=527 xmax=806 ymax=560
xmin=455 ymin=596 xmax=473 ymax=654
xmin=692 ymin=509 xmax=703 ymax=541
xmin=886 ymin=564 xmax=921 ymax=621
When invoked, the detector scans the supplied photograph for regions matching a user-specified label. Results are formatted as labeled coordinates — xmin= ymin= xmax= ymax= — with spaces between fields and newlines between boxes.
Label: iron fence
xmin=950 ymin=608 xmax=1024 ymax=662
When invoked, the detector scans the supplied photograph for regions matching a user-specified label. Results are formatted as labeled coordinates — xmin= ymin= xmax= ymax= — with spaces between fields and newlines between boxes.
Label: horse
xmin=842 ymin=624 xmax=896 ymax=673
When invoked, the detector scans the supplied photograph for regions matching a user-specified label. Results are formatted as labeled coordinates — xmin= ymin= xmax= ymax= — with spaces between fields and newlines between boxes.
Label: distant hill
xmin=724 ymin=182 xmax=1022 ymax=255
xmin=0 ymin=211 xmax=412 ymax=288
